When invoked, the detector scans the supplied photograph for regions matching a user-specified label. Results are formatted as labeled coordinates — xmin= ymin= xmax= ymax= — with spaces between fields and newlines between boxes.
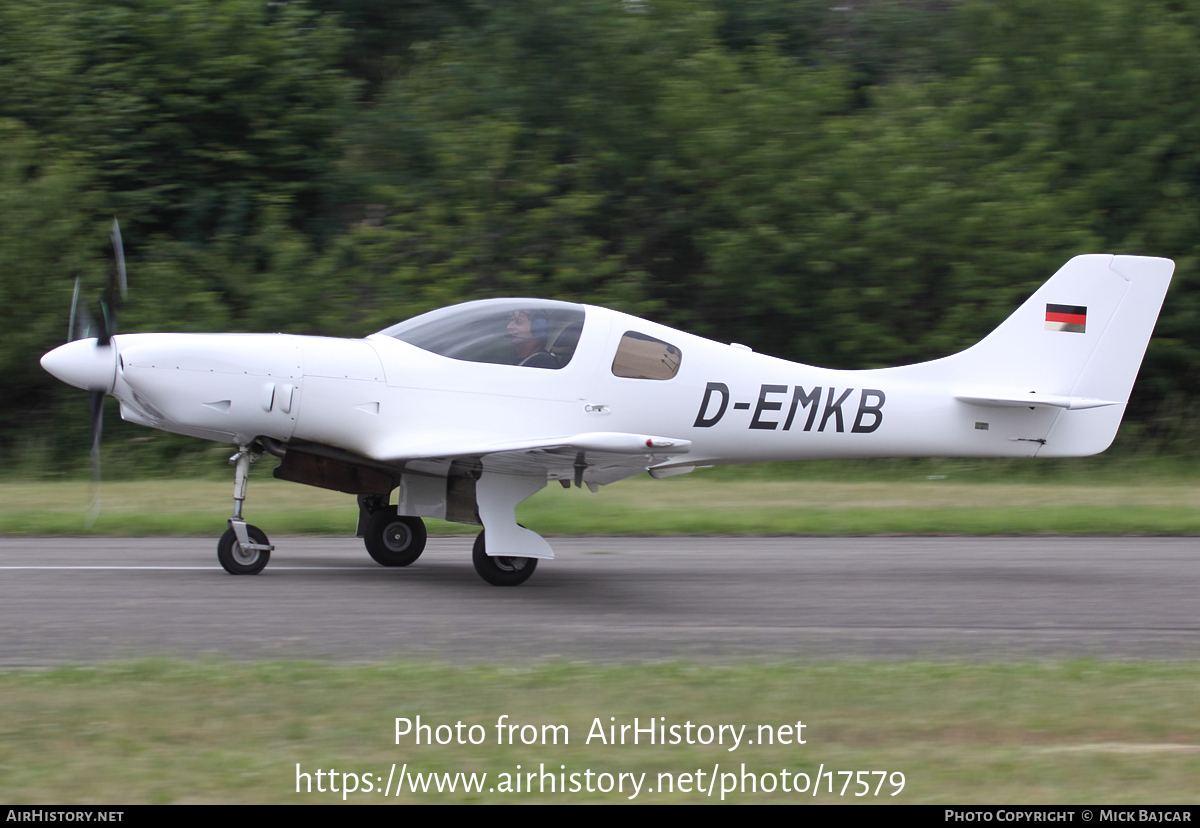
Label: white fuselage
xmin=60 ymin=306 xmax=1059 ymax=478
xmin=47 ymin=250 xmax=1183 ymax=487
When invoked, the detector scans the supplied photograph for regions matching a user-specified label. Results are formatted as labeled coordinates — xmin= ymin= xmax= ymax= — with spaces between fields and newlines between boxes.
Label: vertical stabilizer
xmin=888 ymin=255 xmax=1173 ymax=456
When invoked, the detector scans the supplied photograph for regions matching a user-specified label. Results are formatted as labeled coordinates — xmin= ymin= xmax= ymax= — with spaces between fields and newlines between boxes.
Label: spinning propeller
xmin=62 ymin=219 xmax=128 ymax=526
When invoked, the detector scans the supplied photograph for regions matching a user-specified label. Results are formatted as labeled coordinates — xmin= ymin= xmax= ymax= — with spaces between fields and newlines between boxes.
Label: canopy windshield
xmin=377 ymin=299 xmax=586 ymax=369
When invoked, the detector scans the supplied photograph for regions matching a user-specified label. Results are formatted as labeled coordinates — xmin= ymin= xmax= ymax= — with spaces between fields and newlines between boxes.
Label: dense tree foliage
xmin=5 ymin=0 xmax=1200 ymax=466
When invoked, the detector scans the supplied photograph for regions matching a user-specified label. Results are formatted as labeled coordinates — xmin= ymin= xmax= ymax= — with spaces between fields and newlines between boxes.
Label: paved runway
xmin=2 ymin=536 xmax=1198 ymax=664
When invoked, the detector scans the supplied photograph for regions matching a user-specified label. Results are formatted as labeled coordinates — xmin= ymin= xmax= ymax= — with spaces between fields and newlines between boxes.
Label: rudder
xmin=1039 ymin=255 xmax=1174 ymax=456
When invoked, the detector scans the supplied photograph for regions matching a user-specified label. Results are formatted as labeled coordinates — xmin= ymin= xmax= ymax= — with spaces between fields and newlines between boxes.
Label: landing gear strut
xmin=218 ymin=444 xmax=273 ymax=575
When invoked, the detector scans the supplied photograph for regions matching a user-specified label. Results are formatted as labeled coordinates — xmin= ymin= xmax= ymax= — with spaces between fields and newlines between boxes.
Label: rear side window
xmin=611 ymin=331 xmax=682 ymax=380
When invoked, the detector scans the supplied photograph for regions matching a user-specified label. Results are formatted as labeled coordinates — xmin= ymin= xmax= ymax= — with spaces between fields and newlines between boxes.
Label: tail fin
xmin=893 ymin=255 xmax=1174 ymax=456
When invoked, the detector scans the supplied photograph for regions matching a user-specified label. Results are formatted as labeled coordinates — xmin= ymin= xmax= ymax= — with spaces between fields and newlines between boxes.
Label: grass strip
xmin=1 ymin=659 xmax=1197 ymax=804
xmin=3 ymin=476 xmax=1200 ymax=536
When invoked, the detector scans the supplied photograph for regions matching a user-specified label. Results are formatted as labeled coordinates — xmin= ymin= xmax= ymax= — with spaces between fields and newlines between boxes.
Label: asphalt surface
xmin=2 ymin=536 xmax=1198 ymax=664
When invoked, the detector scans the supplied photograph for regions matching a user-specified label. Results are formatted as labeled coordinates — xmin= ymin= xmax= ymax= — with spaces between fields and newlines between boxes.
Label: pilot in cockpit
xmin=506 ymin=309 xmax=560 ymax=369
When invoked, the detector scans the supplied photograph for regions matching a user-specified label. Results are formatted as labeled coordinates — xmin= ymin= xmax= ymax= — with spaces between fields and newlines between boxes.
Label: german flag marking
xmin=1045 ymin=303 xmax=1086 ymax=333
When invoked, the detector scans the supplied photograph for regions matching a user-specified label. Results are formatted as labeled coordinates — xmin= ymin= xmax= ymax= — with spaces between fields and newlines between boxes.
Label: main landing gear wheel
xmin=218 ymin=525 xmax=271 ymax=575
xmin=365 ymin=508 xmax=427 ymax=567
xmin=472 ymin=530 xmax=537 ymax=587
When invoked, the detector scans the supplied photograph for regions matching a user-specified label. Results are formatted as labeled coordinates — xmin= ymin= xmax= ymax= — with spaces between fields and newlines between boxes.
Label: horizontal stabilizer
xmin=956 ymin=393 xmax=1121 ymax=410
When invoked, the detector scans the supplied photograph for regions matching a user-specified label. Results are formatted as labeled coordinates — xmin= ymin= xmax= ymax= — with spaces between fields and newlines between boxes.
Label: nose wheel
xmin=218 ymin=524 xmax=271 ymax=575
xmin=219 ymin=445 xmax=274 ymax=575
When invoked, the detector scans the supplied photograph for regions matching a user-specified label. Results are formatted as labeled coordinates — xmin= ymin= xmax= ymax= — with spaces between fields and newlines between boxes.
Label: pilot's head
xmin=507 ymin=310 xmax=548 ymax=342
xmin=507 ymin=309 xmax=549 ymax=361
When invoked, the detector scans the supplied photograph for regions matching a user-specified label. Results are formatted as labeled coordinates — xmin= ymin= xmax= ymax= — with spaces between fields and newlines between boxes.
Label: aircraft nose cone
xmin=40 ymin=339 xmax=117 ymax=392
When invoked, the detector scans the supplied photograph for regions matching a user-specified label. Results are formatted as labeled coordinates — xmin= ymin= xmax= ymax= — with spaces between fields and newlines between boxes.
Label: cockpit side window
xmin=377 ymin=299 xmax=586 ymax=369
xmin=611 ymin=331 xmax=682 ymax=380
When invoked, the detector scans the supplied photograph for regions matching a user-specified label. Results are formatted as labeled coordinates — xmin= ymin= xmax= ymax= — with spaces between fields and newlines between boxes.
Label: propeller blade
xmin=96 ymin=298 xmax=113 ymax=346
xmin=71 ymin=297 xmax=96 ymax=342
xmin=96 ymin=217 xmax=126 ymax=347
xmin=77 ymin=302 xmax=95 ymax=341
xmin=71 ymin=217 xmax=128 ymax=525
xmin=110 ymin=217 xmax=127 ymax=301
xmin=85 ymin=388 xmax=104 ymax=529
xmin=68 ymin=277 xmax=80 ymax=343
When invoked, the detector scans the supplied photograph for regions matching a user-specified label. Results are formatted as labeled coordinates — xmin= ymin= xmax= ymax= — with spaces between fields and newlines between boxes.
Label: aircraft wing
xmin=376 ymin=431 xmax=692 ymax=486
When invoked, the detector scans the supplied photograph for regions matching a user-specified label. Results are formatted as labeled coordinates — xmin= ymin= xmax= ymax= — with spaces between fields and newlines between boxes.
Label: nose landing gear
xmin=218 ymin=445 xmax=273 ymax=575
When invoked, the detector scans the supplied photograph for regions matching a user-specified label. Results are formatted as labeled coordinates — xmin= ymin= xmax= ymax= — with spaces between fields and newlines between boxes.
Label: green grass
xmin=1 ymin=659 xmax=1197 ymax=804
xmin=4 ymin=463 xmax=1200 ymax=536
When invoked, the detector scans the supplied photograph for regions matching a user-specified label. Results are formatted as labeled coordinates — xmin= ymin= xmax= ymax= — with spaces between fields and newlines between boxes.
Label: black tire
xmin=364 ymin=508 xmax=427 ymax=567
xmin=472 ymin=530 xmax=537 ymax=586
xmin=217 ymin=525 xmax=270 ymax=575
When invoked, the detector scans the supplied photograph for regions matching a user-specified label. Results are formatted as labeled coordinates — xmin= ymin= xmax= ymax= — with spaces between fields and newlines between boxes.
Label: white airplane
xmin=41 ymin=241 xmax=1173 ymax=585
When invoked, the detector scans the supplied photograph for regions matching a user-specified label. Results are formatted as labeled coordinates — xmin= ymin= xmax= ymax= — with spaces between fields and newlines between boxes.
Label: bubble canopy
xmin=376 ymin=298 xmax=587 ymax=369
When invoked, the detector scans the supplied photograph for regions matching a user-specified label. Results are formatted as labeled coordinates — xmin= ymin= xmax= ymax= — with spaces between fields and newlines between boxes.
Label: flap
xmin=373 ymin=431 xmax=690 ymax=484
